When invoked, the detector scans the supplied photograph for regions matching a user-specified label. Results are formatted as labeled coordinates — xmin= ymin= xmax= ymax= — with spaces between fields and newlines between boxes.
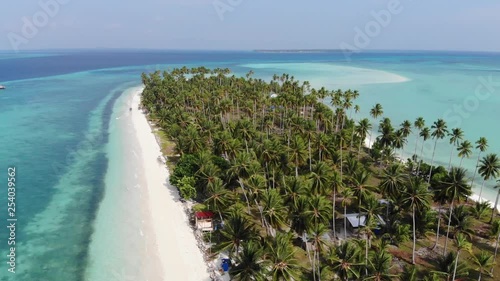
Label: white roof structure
xmin=344 ymin=213 xmax=386 ymax=228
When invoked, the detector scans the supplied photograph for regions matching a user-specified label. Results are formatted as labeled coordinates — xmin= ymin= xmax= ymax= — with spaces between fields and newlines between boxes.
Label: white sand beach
xmin=131 ymin=88 xmax=211 ymax=281
xmin=85 ymin=87 xmax=210 ymax=281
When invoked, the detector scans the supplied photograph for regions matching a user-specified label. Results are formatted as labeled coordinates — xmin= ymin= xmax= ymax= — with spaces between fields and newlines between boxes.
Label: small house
xmin=344 ymin=213 xmax=386 ymax=234
xmin=195 ymin=211 xmax=214 ymax=232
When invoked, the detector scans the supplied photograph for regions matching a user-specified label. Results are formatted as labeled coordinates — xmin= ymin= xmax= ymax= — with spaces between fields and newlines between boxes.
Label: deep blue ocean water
xmin=0 ymin=50 xmax=499 ymax=280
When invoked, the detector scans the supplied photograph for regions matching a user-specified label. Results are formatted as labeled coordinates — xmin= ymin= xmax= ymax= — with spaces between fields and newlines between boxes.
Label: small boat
xmin=0 ymin=85 xmax=5 ymax=90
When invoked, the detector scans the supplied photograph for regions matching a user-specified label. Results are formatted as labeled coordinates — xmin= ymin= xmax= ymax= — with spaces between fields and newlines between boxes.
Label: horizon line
xmin=0 ymin=47 xmax=499 ymax=54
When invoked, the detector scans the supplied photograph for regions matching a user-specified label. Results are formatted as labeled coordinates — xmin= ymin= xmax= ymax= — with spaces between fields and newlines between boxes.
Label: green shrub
xmin=178 ymin=176 xmax=197 ymax=200
xmin=170 ymin=154 xmax=198 ymax=186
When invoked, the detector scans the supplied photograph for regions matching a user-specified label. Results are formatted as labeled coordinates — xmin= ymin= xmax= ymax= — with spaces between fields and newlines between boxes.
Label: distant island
xmin=254 ymin=49 xmax=350 ymax=53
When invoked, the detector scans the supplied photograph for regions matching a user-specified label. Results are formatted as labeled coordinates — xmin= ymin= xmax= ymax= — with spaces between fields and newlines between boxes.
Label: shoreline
xmin=85 ymin=86 xmax=164 ymax=281
xmin=131 ymin=88 xmax=211 ymax=281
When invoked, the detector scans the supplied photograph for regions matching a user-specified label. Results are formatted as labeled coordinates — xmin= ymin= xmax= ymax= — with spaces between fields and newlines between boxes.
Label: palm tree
xmin=489 ymin=180 xmax=500 ymax=223
xmin=366 ymin=250 xmax=396 ymax=281
xmin=350 ymin=170 xmax=374 ymax=228
xmin=306 ymin=195 xmax=333 ymax=228
xmin=230 ymin=241 xmax=267 ymax=281
xmin=436 ymin=252 xmax=468 ymax=281
xmin=266 ymin=232 xmax=301 ymax=281
xmin=399 ymin=265 xmax=418 ymax=281
xmin=457 ymin=140 xmax=473 ymax=169
xmin=205 ymin=177 xmax=231 ymax=220
xmin=327 ymin=240 xmax=361 ymax=281
xmin=444 ymin=205 xmax=474 ymax=241
xmin=341 ymin=188 xmax=356 ymax=239
xmin=401 ymin=177 xmax=431 ymax=264
xmin=478 ymin=153 xmax=500 ymax=201
xmin=417 ymin=127 xmax=430 ymax=174
xmin=471 ymin=201 xmax=491 ymax=220
xmin=261 ymin=189 xmax=288 ymax=236
xmin=289 ymin=196 xmax=310 ymax=239
xmin=309 ymin=161 xmax=332 ymax=196
xmin=379 ymin=164 xmax=407 ymax=201
xmin=469 ymin=251 xmax=494 ymax=281
xmin=331 ymin=169 xmax=343 ymax=238
xmin=289 ymin=135 xmax=308 ymax=177
xmin=218 ymin=212 xmax=256 ymax=258
xmin=356 ymin=118 xmax=372 ymax=159
xmin=308 ymin=223 xmax=330 ymax=280
xmin=440 ymin=167 xmax=472 ymax=254
xmin=428 ymin=119 xmax=448 ymax=184
xmin=429 ymin=119 xmax=448 ymax=250
xmin=413 ymin=117 xmax=425 ymax=160
xmin=360 ymin=197 xmax=383 ymax=275
xmin=400 ymin=120 xmax=412 ymax=139
xmin=369 ymin=104 xmax=384 ymax=147
xmin=447 ymin=128 xmax=464 ymax=171
xmin=229 ymin=151 xmax=260 ymax=213
xmin=392 ymin=129 xmax=407 ymax=153
xmin=283 ymin=176 xmax=309 ymax=210
xmin=452 ymin=234 xmax=472 ymax=281
xmin=399 ymin=120 xmax=412 ymax=157
xmin=471 ymin=137 xmax=488 ymax=189
xmin=490 ymin=219 xmax=500 ymax=274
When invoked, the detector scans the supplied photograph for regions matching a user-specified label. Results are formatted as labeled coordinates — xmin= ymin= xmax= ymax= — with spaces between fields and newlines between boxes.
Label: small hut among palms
xmin=344 ymin=213 xmax=386 ymax=234
xmin=195 ymin=211 xmax=214 ymax=232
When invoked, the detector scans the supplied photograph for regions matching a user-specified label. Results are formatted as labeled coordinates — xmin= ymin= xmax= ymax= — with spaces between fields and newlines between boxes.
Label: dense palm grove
xmin=141 ymin=67 xmax=500 ymax=281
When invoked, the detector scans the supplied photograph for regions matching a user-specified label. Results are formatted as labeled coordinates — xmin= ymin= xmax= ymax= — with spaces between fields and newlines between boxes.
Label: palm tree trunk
xmin=417 ymin=139 xmax=426 ymax=175
xmin=344 ymin=205 xmax=348 ymax=239
xmin=428 ymin=138 xmax=438 ymax=184
xmin=444 ymin=200 xmax=454 ymax=255
xmin=308 ymin=138 xmax=312 ymax=172
xmin=254 ymin=199 xmax=268 ymax=233
xmin=471 ymin=153 xmax=482 ymax=187
xmin=493 ymin=231 xmax=500 ymax=275
xmin=452 ymin=252 xmax=460 ymax=281
xmin=478 ymin=271 xmax=482 ymax=281
xmin=332 ymin=191 xmax=336 ymax=239
xmin=304 ymin=233 xmax=315 ymax=281
xmin=311 ymin=243 xmax=317 ymax=281
xmin=479 ymin=179 xmax=486 ymax=202
xmin=316 ymin=249 xmax=321 ymax=281
xmin=358 ymin=198 xmax=362 ymax=237
xmin=448 ymin=147 xmax=454 ymax=171
xmin=365 ymin=235 xmax=369 ymax=276
xmin=490 ymin=189 xmax=500 ymax=223
xmin=412 ymin=204 xmax=417 ymax=264
xmin=368 ymin=131 xmax=373 ymax=151
xmin=413 ymin=133 xmax=419 ymax=160
xmin=358 ymin=138 xmax=363 ymax=160
xmin=433 ymin=203 xmax=442 ymax=250
xmin=238 ymin=179 xmax=251 ymax=214
xmin=458 ymin=156 xmax=465 ymax=169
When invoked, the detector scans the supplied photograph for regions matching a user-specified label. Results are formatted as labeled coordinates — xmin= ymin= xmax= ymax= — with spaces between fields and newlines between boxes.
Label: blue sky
xmin=1 ymin=0 xmax=500 ymax=51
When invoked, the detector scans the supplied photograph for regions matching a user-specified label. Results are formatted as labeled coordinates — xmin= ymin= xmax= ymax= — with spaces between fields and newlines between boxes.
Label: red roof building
xmin=195 ymin=211 xmax=214 ymax=232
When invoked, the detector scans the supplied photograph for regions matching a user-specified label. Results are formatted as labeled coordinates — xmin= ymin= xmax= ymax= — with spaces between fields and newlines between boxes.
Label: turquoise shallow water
xmin=0 ymin=50 xmax=499 ymax=280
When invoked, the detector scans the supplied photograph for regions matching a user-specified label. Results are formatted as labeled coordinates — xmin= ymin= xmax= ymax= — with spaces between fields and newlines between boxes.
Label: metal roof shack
xmin=195 ymin=211 xmax=215 ymax=232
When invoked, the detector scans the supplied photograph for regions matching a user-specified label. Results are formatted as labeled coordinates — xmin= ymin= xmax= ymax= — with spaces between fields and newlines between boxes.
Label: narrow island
xmin=140 ymin=67 xmax=500 ymax=281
